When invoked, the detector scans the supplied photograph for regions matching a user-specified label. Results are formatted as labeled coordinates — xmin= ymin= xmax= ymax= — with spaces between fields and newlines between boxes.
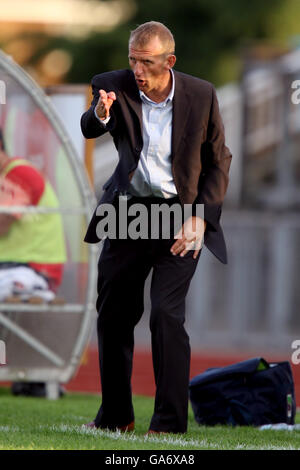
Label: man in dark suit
xmin=81 ymin=21 xmax=232 ymax=434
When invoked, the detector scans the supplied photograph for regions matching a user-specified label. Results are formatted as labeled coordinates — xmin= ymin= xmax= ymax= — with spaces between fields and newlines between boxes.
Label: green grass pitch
xmin=0 ymin=387 xmax=299 ymax=450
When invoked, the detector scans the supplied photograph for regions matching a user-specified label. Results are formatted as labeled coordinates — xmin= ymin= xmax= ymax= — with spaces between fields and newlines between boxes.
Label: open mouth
xmin=136 ymin=79 xmax=146 ymax=87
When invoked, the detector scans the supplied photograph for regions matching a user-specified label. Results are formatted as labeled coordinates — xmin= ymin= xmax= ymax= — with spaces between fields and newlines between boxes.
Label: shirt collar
xmin=139 ymin=69 xmax=175 ymax=106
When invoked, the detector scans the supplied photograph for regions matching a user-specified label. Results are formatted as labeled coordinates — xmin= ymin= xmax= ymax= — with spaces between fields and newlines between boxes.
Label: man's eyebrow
xmin=128 ymin=55 xmax=160 ymax=61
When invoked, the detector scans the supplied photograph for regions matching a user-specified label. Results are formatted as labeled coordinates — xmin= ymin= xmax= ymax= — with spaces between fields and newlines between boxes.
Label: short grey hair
xmin=129 ymin=21 xmax=175 ymax=54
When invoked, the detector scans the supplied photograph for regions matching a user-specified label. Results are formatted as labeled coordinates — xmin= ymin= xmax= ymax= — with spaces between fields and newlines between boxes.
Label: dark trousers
xmin=94 ymin=196 xmax=201 ymax=433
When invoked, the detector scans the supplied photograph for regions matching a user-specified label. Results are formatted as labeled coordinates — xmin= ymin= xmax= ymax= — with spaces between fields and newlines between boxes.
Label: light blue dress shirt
xmin=128 ymin=70 xmax=177 ymax=198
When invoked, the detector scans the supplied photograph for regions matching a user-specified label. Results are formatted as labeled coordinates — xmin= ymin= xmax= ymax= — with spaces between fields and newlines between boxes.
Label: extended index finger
xmin=99 ymin=89 xmax=108 ymax=101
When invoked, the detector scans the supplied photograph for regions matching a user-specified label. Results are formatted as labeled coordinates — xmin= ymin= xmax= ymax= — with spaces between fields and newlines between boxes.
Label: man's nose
xmin=134 ymin=61 xmax=143 ymax=76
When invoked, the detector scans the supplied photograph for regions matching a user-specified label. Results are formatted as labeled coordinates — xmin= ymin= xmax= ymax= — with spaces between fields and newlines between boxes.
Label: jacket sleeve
xmin=80 ymin=76 xmax=117 ymax=139
xmin=193 ymin=86 xmax=232 ymax=231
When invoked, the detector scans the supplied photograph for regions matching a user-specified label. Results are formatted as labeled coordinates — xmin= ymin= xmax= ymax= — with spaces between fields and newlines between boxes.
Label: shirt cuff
xmin=94 ymin=107 xmax=111 ymax=125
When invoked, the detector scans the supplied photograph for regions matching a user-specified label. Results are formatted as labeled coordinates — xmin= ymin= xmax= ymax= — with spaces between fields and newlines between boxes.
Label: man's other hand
xmin=95 ymin=90 xmax=116 ymax=120
xmin=171 ymin=216 xmax=207 ymax=259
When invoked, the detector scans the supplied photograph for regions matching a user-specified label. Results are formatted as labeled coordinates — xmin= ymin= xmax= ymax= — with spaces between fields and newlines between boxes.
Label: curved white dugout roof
xmin=0 ymin=49 xmax=98 ymax=389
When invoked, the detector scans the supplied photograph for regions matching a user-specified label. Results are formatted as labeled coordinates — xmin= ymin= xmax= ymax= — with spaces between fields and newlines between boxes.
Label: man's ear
xmin=167 ymin=54 xmax=176 ymax=69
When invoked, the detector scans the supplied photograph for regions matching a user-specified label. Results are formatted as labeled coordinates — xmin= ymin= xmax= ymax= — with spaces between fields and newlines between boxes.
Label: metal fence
xmin=186 ymin=210 xmax=300 ymax=353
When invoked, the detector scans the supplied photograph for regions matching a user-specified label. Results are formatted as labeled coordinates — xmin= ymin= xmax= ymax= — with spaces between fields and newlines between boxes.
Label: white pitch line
xmin=0 ymin=425 xmax=20 ymax=432
xmin=0 ymin=424 xmax=299 ymax=450
xmin=45 ymin=424 xmax=206 ymax=449
xmin=40 ymin=424 xmax=300 ymax=451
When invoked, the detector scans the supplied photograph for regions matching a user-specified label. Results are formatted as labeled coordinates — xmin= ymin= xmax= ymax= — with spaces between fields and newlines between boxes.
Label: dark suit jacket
xmin=81 ymin=69 xmax=232 ymax=263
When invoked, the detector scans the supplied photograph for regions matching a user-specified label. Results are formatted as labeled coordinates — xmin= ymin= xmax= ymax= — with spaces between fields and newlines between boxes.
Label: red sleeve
xmin=5 ymin=164 xmax=45 ymax=205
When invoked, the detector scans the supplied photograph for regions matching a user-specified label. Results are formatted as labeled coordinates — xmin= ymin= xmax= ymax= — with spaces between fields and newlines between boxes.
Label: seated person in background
xmin=0 ymin=130 xmax=66 ymax=302
xmin=0 ymin=129 xmax=66 ymax=397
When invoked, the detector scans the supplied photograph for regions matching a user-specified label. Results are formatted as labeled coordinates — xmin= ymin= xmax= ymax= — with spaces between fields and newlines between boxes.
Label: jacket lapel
xmin=122 ymin=71 xmax=143 ymax=135
xmin=172 ymin=71 xmax=191 ymax=159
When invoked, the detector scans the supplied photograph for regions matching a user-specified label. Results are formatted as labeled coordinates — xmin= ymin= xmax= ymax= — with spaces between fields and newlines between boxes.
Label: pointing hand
xmin=95 ymin=89 xmax=116 ymax=120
